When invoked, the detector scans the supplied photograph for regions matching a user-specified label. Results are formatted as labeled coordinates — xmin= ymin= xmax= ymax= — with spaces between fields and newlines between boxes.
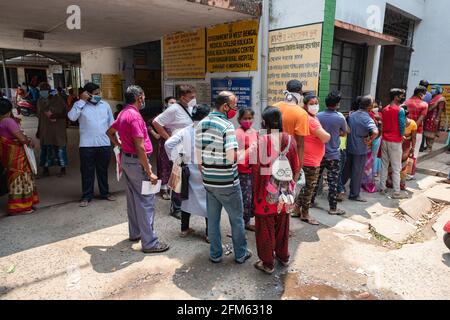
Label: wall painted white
xmin=270 ymin=0 xmax=325 ymax=30
xmin=80 ymin=47 xmax=124 ymax=107
xmin=336 ymin=0 xmax=425 ymax=33
xmin=407 ymin=0 xmax=450 ymax=95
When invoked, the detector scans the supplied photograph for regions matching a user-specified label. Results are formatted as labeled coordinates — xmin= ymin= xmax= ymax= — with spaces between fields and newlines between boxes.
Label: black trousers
xmin=181 ymin=211 xmax=208 ymax=235
xmin=80 ymin=147 xmax=111 ymax=201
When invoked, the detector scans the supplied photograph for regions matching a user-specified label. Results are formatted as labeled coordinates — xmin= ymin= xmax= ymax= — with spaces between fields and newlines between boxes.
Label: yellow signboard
xmin=163 ymin=29 xmax=206 ymax=80
xmin=101 ymin=74 xmax=123 ymax=101
xmin=207 ymin=19 xmax=259 ymax=73
xmin=268 ymin=23 xmax=323 ymax=105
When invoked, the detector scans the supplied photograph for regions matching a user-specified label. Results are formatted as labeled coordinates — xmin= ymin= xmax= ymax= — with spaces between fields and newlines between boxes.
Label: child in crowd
xmin=236 ymin=108 xmax=258 ymax=231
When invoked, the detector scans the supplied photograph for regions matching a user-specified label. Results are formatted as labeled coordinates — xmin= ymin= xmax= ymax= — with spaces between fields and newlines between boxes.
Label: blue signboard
xmin=211 ymin=78 xmax=252 ymax=109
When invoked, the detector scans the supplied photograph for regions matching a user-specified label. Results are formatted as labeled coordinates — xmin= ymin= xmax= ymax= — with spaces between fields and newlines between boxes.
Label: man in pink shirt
xmin=107 ymin=85 xmax=169 ymax=254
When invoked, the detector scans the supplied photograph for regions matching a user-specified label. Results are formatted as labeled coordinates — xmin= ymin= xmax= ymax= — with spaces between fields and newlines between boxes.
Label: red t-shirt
xmin=404 ymin=97 xmax=428 ymax=134
xmin=304 ymin=116 xmax=326 ymax=167
xmin=381 ymin=104 xmax=402 ymax=143
xmin=236 ymin=127 xmax=258 ymax=174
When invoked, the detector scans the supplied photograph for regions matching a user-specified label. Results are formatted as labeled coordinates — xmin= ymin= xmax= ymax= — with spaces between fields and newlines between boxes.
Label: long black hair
xmin=0 ymin=98 xmax=13 ymax=116
xmin=262 ymin=106 xmax=283 ymax=132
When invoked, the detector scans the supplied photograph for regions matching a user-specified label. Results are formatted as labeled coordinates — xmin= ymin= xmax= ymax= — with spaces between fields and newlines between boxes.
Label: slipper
xmin=349 ymin=197 xmax=368 ymax=203
xmin=180 ymin=228 xmax=195 ymax=238
xmin=245 ymin=224 xmax=256 ymax=232
xmin=14 ymin=209 xmax=34 ymax=216
xmin=328 ymin=209 xmax=346 ymax=216
xmin=254 ymin=260 xmax=274 ymax=274
xmin=300 ymin=217 xmax=320 ymax=226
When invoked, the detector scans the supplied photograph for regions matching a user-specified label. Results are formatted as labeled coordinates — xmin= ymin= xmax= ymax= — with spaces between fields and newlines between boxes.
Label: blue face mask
xmin=90 ymin=95 xmax=102 ymax=104
xmin=40 ymin=90 xmax=49 ymax=98
xmin=431 ymin=89 xmax=437 ymax=95
xmin=140 ymin=101 xmax=146 ymax=110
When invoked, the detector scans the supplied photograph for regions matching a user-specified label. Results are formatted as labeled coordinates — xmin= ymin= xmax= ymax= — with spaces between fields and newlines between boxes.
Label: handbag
xmin=168 ymin=159 xmax=182 ymax=193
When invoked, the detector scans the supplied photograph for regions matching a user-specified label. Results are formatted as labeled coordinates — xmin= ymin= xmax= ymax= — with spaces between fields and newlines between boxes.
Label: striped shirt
xmin=196 ymin=111 xmax=239 ymax=188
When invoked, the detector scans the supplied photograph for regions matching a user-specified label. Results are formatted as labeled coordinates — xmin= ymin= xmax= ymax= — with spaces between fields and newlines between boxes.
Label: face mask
xmin=373 ymin=108 xmax=379 ymax=114
xmin=226 ymin=105 xmax=237 ymax=119
xmin=40 ymin=90 xmax=49 ymax=98
xmin=308 ymin=104 xmax=320 ymax=115
xmin=187 ymin=98 xmax=197 ymax=110
xmin=140 ymin=101 xmax=146 ymax=110
xmin=431 ymin=89 xmax=437 ymax=95
xmin=400 ymin=97 xmax=406 ymax=104
xmin=90 ymin=95 xmax=102 ymax=104
xmin=240 ymin=120 xmax=253 ymax=130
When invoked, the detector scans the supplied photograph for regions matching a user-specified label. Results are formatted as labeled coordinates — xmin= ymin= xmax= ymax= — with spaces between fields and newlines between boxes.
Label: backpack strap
xmin=280 ymin=135 xmax=291 ymax=156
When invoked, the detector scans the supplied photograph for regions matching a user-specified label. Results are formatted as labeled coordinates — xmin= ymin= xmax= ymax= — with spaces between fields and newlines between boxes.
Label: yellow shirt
xmin=274 ymin=101 xmax=310 ymax=137
xmin=405 ymin=119 xmax=417 ymax=137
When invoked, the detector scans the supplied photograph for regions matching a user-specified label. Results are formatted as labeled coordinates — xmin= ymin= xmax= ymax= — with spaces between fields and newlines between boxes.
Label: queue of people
xmin=0 ymin=77 xmax=446 ymax=276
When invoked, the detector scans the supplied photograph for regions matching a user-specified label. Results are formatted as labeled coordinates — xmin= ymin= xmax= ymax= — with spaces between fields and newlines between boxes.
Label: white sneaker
xmin=406 ymin=175 xmax=415 ymax=181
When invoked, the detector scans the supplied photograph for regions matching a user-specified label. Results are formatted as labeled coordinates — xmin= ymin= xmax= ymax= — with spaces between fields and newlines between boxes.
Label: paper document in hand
xmin=114 ymin=146 xmax=122 ymax=181
xmin=142 ymin=180 xmax=162 ymax=195
xmin=24 ymin=145 xmax=37 ymax=175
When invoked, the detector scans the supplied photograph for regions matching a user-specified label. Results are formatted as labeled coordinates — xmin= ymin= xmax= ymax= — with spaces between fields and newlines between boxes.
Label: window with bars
xmin=330 ymin=40 xmax=367 ymax=112
xmin=383 ymin=7 xmax=416 ymax=47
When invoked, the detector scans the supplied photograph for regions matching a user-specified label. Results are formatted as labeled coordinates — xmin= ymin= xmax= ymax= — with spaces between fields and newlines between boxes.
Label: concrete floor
xmin=0 ymin=117 xmax=449 ymax=300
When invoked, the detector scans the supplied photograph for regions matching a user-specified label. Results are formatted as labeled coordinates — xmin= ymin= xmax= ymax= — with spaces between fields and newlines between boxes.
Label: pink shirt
xmin=303 ymin=116 xmax=326 ymax=167
xmin=111 ymin=105 xmax=152 ymax=154
xmin=0 ymin=117 xmax=21 ymax=140
xmin=236 ymin=127 xmax=258 ymax=174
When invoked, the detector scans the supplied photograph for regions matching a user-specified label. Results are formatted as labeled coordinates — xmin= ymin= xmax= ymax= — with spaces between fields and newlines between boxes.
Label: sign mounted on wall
xmin=268 ymin=23 xmax=323 ymax=105
xmin=207 ymin=20 xmax=259 ymax=73
xmin=163 ymin=28 xmax=206 ymax=80
xmin=211 ymin=78 xmax=252 ymax=109
xmin=101 ymin=74 xmax=123 ymax=101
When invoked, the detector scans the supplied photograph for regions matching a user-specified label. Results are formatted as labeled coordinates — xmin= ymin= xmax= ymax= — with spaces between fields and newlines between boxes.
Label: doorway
xmin=330 ymin=39 xmax=367 ymax=112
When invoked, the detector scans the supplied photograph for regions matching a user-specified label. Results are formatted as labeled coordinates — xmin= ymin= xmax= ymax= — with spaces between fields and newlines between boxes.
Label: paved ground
xmin=0 ymin=117 xmax=449 ymax=300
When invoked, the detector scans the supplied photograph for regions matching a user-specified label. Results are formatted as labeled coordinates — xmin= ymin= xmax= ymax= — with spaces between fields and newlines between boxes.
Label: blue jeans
xmin=205 ymin=184 xmax=248 ymax=263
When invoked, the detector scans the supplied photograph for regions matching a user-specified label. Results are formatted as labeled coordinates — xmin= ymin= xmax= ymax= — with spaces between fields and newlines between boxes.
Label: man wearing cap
xmin=68 ymin=82 xmax=116 ymax=207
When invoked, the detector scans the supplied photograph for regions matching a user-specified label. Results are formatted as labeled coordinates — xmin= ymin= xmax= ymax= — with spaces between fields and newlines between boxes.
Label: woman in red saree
xmin=424 ymin=85 xmax=446 ymax=152
xmin=252 ymin=107 xmax=300 ymax=274
xmin=0 ymin=98 xmax=39 ymax=215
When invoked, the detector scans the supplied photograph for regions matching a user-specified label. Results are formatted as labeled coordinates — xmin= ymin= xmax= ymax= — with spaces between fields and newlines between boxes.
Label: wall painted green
xmin=318 ymin=0 xmax=337 ymax=109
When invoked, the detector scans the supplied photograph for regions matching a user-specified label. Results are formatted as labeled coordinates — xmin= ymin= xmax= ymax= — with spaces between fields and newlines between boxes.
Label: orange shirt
xmin=274 ymin=101 xmax=310 ymax=137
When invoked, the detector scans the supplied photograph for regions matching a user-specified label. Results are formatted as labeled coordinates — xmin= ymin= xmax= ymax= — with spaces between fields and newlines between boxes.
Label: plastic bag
xmin=294 ymin=169 xmax=306 ymax=199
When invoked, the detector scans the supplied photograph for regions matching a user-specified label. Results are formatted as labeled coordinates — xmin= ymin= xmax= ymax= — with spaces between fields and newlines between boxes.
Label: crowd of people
xmin=0 ymin=77 xmax=448 ymax=275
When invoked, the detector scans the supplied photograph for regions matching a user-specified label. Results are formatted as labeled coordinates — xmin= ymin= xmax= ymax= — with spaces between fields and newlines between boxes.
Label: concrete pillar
xmin=80 ymin=47 xmax=125 ymax=108
xmin=364 ymin=45 xmax=381 ymax=97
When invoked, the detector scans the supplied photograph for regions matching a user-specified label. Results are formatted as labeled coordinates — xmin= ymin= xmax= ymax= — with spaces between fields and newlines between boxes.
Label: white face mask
xmin=187 ymin=98 xmax=197 ymax=110
xmin=308 ymin=104 xmax=320 ymax=115
xmin=373 ymin=108 xmax=379 ymax=114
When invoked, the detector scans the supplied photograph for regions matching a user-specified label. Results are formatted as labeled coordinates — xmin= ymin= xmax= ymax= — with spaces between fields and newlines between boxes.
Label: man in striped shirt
xmin=196 ymin=91 xmax=252 ymax=264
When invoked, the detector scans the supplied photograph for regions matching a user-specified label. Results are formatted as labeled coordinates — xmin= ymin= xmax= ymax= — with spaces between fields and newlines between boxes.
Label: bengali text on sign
xmin=207 ymin=20 xmax=259 ymax=73
xmin=268 ymin=23 xmax=323 ymax=105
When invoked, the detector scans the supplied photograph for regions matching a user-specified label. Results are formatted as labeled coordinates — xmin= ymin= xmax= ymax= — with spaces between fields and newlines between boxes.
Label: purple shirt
xmin=111 ymin=105 xmax=152 ymax=155
xmin=0 ymin=117 xmax=21 ymax=140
